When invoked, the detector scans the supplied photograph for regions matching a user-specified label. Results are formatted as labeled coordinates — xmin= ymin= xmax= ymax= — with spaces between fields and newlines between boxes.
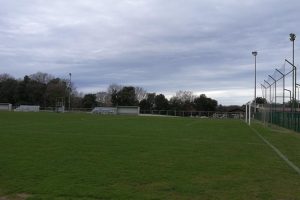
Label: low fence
xmin=5 ymin=106 xmax=245 ymax=120
xmin=255 ymin=111 xmax=300 ymax=132
xmin=39 ymin=107 xmax=93 ymax=112
xmin=140 ymin=110 xmax=244 ymax=119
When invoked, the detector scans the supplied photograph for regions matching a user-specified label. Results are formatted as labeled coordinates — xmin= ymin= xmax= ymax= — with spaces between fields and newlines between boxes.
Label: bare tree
xmin=0 ymin=73 xmax=14 ymax=81
xmin=107 ymin=84 xmax=123 ymax=95
xmin=96 ymin=91 xmax=112 ymax=106
xmin=174 ymin=90 xmax=195 ymax=102
xmin=29 ymin=72 xmax=54 ymax=84
xmin=135 ymin=86 xmax=147 ymax=102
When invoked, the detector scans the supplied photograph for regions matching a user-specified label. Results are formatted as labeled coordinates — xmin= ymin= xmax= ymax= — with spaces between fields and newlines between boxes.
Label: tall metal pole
xmin=290 ymin=33 xmax=296 ymax=111
xmin=245 ymin=103 xmax=248 ymax=123
xmin=69 ymin=73 xmax=72 ymax=111
xmin=252 ymin=51 xmax=258 ymax=112
xmin=295 ymin=41 xmax=297 ymax=106
xmin=248 ymin=102 xmax=251 ymax=125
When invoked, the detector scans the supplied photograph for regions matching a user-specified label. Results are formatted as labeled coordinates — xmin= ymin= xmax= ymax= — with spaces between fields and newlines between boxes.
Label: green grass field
xmin=1 ymin=112 xmax=300 ymax=200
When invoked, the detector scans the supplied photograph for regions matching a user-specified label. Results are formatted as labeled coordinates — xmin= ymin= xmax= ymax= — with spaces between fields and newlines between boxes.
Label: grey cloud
xmin=0 ymin=0 xmax=300 ymax=105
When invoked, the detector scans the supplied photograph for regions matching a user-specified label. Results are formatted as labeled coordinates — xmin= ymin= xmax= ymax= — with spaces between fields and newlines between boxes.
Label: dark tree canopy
xmin=154 ymin=94 xmax=169 ymax=110
xmin=45 ymin=78 xmax=68 ymax=107
xmin=0 ymin=73 xmax=222 ymax=111
xmin=139 ymin=93 xmax=155 ymax=110
xmin=0 ymin=77 xmax=18 ymax=104
xmin=112 ymin=86 xmax=138 ymax=106
xmin=0 ymin=73 xmax=69 ymax=107
xmin=194 ymin=94 xmax=218 ymax=111
xmin=254 ymin=97 xmax=267 ymax=104
xmin=82 ymin=94 xmax=97 ymax=108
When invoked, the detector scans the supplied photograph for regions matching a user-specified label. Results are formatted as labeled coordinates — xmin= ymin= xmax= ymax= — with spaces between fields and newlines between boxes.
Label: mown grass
xmin=0 ymin=112 xmax=300 ymax=199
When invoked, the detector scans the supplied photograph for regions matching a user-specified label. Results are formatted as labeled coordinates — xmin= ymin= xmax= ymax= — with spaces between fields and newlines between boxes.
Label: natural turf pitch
xmin=1 ymin=112 xmax=300 ymax=199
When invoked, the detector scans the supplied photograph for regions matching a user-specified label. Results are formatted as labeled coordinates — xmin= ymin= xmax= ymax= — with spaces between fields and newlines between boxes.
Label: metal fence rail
xmin=140 ymin=110 xmax=244 ymax=119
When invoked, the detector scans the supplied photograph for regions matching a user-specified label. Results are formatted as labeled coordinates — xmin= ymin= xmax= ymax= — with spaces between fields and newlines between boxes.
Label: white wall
xmin=117 ymin=106 xmax=139 ymax=115
xmin=0 ymin=103 xmax=12 ymax=111
xmin=15 ymin=105 xmax=40 ymax=112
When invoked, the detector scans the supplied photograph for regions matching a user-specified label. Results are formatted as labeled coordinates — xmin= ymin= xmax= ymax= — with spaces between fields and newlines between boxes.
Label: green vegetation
xmin=0 ymin=112 xmax=300 ymax=199
xmin=0 ymin=73 xmax=220 ymax=111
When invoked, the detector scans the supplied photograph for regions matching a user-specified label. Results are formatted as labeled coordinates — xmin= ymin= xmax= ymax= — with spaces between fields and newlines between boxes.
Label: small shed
xmin=117 ymin=106 xmax=140 ymax=115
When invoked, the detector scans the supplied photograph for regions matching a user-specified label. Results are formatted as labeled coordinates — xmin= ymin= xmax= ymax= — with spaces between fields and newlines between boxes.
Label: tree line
xmin=0 ymin=72 xmax=240 ymax=111
xmin=0 ymin=73 xmax=70 ymax=107
xmin=95 ymin=86 xmax=218 ymax=111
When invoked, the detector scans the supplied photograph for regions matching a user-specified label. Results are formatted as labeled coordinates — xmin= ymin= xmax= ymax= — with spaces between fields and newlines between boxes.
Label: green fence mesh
xmin=255 ymin=111 xmax=300 ymax=132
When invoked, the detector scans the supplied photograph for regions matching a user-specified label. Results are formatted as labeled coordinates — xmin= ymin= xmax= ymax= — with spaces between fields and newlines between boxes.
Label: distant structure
xmin=55 ymin=97 xmax=65 ymax=113
xmin=91 ymin=107 xmax=117 ymax=115
xmin=14 ymin=105 xmax=40 ymax=112
xmin=91 ymin=106 xmax=140 ymax=115
xmin=0 ymin=103 xmax=12 ymax=111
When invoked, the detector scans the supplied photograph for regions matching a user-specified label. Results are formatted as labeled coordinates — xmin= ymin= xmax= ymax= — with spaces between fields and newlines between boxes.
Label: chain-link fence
xmin=255 ymin=59 xmax=300 ymax=131
xmin=140 ymin=110 xmax=244 ymax=119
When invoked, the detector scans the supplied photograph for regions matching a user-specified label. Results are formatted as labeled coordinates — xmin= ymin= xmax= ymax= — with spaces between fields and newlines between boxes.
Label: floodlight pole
xmin=69 ymin=73 xmax=72 ymax=111
xmin=290 ymin=33 xmax=296 ymax=111
xmin=290 ymin=33 xmax=296 ymax=65
xmin=252 ymin=51 xmax=258 ymax=112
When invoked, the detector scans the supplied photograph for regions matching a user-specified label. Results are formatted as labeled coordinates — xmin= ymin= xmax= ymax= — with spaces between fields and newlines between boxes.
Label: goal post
xmin=245 ymin=101 xmax=252 ymax=125
xmin=55 ymin=97 xmax=65 ymax=113
xmin=0 ymin=103 xmax=12 ymax=111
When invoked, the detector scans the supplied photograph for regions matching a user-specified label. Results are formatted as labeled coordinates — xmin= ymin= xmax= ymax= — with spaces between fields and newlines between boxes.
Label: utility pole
xmin=252 ymin=51 xmax=258 ymax=112
xmin=69 ymin=73 xmax=72 ymax=111
xmin=290 ymin=33 xmax=296 ymax=111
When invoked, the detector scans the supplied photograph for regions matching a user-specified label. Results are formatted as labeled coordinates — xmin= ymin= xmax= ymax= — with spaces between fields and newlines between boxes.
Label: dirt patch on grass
xmin=0 ymin=193 xmax=30 ymax=200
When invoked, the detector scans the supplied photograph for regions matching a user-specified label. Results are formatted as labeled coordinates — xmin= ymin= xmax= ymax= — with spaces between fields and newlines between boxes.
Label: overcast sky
xmin=0 ymin=0 xmax=299 ymax=105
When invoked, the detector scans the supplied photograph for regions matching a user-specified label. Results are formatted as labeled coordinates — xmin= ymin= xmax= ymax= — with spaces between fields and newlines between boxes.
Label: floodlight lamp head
xmin=290 ymin=33 xmax=296 ymax=41
xmin=252 ymin=51 xmax=257 ymax=56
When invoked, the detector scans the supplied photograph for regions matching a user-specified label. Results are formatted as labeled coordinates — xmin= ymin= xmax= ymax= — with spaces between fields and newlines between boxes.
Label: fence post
xmin=245 ymin=104 xmax=248 ymax=123
xmin=248 ymin=102 xmax=251 ymax=125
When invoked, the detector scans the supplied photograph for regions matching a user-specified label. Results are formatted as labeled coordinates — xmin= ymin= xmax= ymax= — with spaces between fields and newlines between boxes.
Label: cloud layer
xmin=0 ymin=0 xmax=299 ymax=105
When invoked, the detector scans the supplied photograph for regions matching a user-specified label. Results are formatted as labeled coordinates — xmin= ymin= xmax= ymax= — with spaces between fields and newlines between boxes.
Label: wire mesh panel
xmin=256 ymin=59 xmax=300 ymax=131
